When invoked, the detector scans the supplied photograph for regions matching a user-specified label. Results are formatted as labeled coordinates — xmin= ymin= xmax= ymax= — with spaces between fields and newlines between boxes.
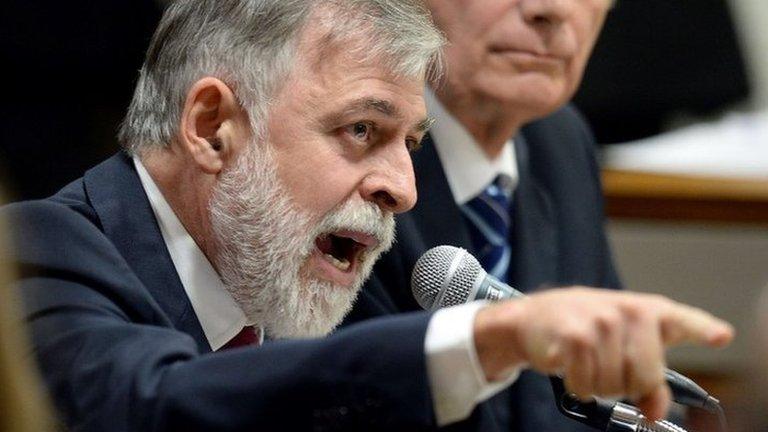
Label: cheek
xmin=560 ymin=11 xmax=605 ymax=93
xmin=575 ymin=6 xmax=609 ymax=56
xmin=566 ymin=53 xmax=589 ymax=89
xmin=433 ymin=1 xmax=501 ymax=51
xmin=273 ymin=148 xmax=361 ymax=218
xmin=562 ymin=40 xmax=597 ymax=94
xmin=443 ymin=46 xmax=483 ymax=87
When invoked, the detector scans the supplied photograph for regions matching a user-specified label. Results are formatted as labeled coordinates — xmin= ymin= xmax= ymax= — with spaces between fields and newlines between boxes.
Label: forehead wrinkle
xmin=320 ymin=97 xmax=404 ymax=126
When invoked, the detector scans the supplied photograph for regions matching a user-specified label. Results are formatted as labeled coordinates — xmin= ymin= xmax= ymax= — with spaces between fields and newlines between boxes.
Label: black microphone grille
xmin=411 ymin=245 xmax=484 ymax=310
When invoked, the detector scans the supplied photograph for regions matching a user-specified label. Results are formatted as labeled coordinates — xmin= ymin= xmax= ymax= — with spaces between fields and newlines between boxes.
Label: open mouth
xmin=314 ymin=230 xmax=378 ymax=273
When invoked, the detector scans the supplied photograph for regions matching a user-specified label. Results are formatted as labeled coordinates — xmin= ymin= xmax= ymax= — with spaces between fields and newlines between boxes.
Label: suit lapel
xmin=409 ymin=134 xmax=474 ymax=252
xmin=509 ymin=134 xmax=558 ymax=293
xmin=83 ymin=153 xmax=210 ymax=352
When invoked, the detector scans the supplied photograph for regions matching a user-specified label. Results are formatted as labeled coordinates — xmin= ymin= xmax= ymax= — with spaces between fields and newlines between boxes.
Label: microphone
xmin=410 ymin=245 xmax=720 ymax=413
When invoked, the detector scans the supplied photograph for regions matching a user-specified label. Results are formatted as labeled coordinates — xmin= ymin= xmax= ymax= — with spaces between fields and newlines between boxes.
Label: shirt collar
xmin=133 ymin=157 xmax=256 ymax=351
xmin=425 ymin=87 xmax=518 ymax=205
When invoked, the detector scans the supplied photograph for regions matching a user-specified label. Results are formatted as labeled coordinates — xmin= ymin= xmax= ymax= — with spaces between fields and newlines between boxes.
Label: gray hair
xmin=118 ymin=0 xmax=444 ymax=155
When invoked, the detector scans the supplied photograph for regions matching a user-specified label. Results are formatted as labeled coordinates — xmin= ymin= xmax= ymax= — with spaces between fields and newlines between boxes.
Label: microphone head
xmin=411 ymin=245 xmax=485 ymax=310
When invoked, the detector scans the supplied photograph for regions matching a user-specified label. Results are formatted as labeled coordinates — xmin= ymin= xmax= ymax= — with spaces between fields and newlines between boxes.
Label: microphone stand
xmin=550 ymin=378 xmax=690 ymax=432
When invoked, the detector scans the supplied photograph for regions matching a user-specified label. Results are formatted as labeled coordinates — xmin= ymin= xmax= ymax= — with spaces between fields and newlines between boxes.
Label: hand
xmin=473 ymin=287 xmax=734 ymax=420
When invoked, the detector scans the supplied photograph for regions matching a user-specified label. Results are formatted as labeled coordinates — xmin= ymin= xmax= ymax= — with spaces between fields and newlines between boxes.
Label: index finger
xmin=659 ymin=302 xmax=734 ymax=347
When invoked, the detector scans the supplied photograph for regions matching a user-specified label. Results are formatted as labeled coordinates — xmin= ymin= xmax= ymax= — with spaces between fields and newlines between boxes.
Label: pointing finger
xmin=659 ymin=302 xmax=734 ymax=347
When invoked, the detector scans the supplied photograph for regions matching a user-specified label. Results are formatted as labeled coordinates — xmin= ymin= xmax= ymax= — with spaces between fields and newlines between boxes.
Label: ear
xmin=178 ymin=77 xmax=244 ymax=175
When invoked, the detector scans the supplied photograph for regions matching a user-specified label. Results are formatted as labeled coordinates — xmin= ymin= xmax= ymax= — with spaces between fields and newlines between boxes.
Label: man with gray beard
xmin=3 ymin=0 xmax=733 ymax=431
xmin=209 ymin=136 xmax=395 ymax=339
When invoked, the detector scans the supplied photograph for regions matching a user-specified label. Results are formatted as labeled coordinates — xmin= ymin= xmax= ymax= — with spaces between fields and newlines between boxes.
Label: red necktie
xmin=220 ymin=325 xmax=260 ymax=350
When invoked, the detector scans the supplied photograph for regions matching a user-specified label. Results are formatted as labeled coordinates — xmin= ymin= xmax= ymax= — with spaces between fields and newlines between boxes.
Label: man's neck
xmin=141 ymin=151 xmax=218 ymax=266
xmin=432 ymin=87 xmax=525 ymax=160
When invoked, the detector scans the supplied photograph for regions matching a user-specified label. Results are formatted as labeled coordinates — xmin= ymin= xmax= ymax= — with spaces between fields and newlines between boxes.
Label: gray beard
xmin=208 ymin=142 xmax=395 ymax=339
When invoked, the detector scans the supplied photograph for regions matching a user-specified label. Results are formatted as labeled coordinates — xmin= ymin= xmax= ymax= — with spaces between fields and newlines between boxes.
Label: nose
xmin=360 ymin=143 xmax=417 ymax=214
xmin=520 ymin=0 xmax=574 ymax=26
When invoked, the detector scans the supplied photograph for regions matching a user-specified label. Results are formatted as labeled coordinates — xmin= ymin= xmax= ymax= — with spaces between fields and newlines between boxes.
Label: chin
xmin=485 ymin=68 xmax=567 ymax=96
xmin=487 ymin=79 xmax=570 ymax=118
xmin=264 ymin=266 xmax=368 ymax=340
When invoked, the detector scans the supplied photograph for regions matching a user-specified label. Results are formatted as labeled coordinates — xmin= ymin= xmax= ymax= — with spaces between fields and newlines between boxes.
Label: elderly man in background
xmin=344 ymin=0 xmax=632 ymax=430
xmin=3 ymin=0 xmax=732 ymax=431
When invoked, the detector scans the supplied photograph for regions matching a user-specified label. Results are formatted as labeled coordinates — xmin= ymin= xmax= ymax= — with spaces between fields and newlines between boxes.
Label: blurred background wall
xmin=728 ymin=0 xmax=768 ymax=111
xmin=574 ymin=0 xmax=752 ymax=143
xmin=0 ymin=0 xmax=164 ymax=200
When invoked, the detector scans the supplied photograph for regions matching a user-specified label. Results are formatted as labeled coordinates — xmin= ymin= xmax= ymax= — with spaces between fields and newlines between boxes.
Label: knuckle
xmin=623 ymin=303 xmax=653 ymax=324
xmin=596 ymin=311 xmax=622 ymax=332
xmin=536 ymin=342 xmax=563 ymax=371
xmin=661 ymin=322 xmax=686 ymax=345
xmin=565 ymin=328 xmax=595 ymax=350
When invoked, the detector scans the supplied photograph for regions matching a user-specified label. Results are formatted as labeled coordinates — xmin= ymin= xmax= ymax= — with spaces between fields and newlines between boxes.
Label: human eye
xmin=344 ymin=121 xmax=375 ymax=143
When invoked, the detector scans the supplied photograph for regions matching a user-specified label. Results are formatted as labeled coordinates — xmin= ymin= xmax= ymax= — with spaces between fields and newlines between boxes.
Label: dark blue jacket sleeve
xmin=7 ymin=201 xmax=436 ymax=431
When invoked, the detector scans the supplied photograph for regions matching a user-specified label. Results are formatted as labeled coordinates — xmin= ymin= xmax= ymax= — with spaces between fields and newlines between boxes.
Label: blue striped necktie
xmin=461 ymin=175 xmax=513 ymax=281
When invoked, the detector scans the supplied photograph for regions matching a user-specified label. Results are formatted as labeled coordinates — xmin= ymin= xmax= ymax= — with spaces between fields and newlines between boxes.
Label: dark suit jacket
xmin=343 ymin=105 xmax=622 ymax=431
xmin=4 ymin=154 xmax=439 ymax=431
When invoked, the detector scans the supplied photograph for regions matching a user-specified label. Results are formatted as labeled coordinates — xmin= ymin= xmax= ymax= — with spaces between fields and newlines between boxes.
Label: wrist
xmin=473 ymin=300 xmax=528 ymax=381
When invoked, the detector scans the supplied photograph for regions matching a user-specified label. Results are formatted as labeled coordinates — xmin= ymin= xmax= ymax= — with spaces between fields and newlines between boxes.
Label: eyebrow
xmin=323 ymin=97 xmax=434 ymax=134
xmin=416 ymin=117 xmax=436 ymax=133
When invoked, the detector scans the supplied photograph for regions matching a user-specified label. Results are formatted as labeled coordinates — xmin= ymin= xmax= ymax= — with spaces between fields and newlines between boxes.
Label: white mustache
xmin=312 ymin=200 xmax=395 ymax=251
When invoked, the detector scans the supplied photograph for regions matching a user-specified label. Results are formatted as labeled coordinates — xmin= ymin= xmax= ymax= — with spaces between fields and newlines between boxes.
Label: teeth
xmin=358 ymin=250 xmax=369 ymax=263
xmin=323 ymin=253 xmax=351 ymax=271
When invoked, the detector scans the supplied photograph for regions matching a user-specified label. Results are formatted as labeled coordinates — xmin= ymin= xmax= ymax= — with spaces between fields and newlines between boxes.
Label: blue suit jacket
xmin=342 ymin=106 xmax=622 ymax=431
xmin=4 ymin=153 xmax=440 ymax=431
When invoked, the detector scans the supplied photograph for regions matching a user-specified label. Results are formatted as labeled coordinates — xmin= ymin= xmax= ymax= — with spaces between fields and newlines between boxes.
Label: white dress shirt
xmin=134 ymin=159 xmax=255 ymax=350
xmin=424 ymin=89 xmax=525 ymax=421
xmin=133 ymin=156 xmax=518 ymax=426
xmin=425 ymin=88 xmax=519 ymax=204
